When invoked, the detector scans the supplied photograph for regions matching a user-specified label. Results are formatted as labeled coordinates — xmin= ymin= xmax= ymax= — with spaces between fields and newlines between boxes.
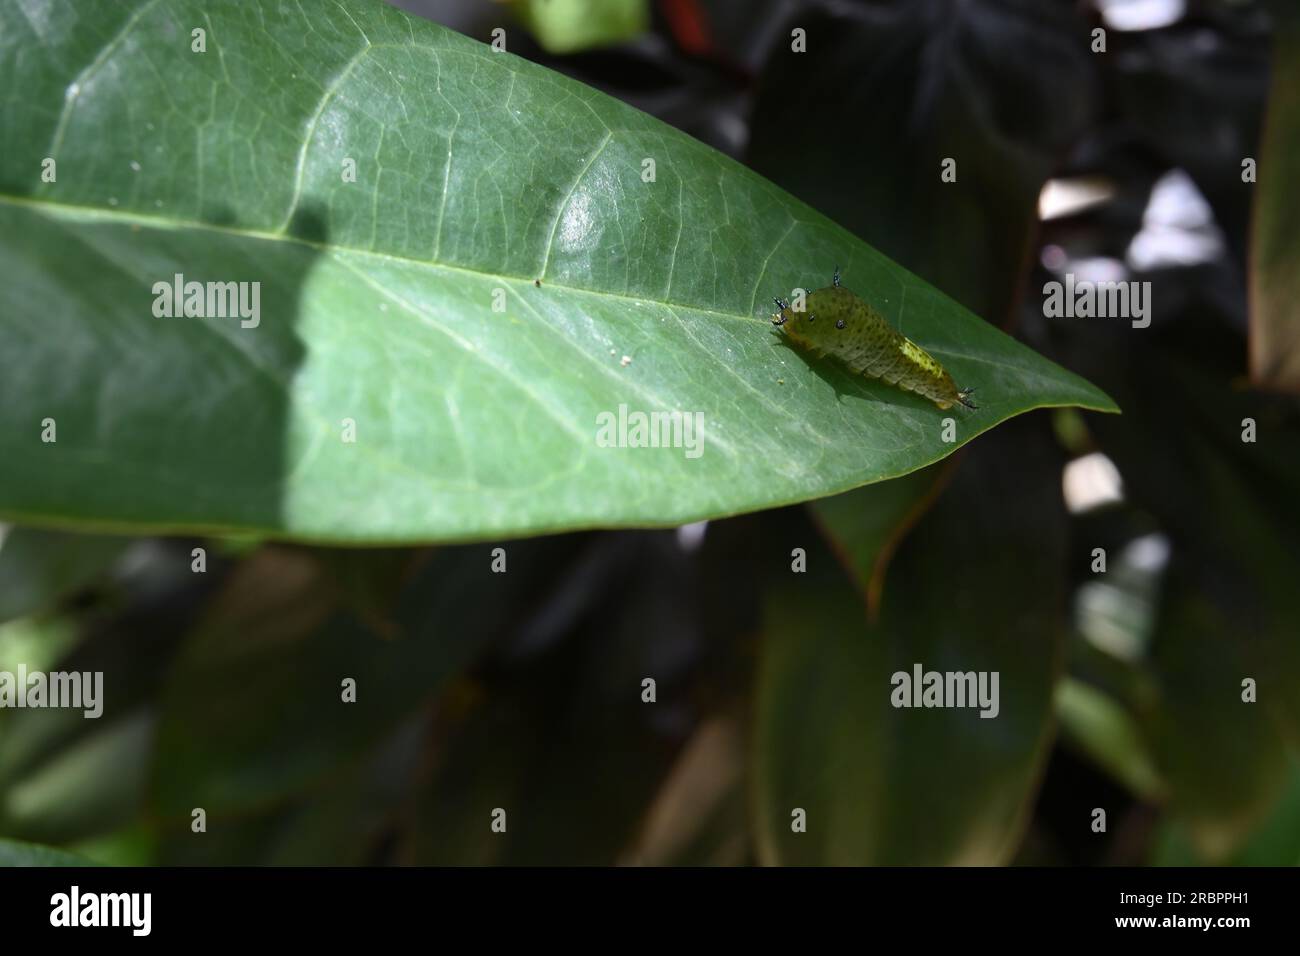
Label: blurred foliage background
xmin=2 ymin=0 xmax=1298 ymax=866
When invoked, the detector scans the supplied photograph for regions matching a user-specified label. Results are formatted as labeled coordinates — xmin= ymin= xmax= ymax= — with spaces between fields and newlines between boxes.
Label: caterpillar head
xmin=770 ymin=295 xmax=829 ymax=353
xmin=771 ymin=297 xmax=818 ymax=338
xmin=770 ymin=297 xmax=796 ymax=328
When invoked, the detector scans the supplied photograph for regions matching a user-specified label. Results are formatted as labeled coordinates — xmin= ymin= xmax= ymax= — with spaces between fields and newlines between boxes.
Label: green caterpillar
xmin=771 ymin=268 xmax=976 ymax=411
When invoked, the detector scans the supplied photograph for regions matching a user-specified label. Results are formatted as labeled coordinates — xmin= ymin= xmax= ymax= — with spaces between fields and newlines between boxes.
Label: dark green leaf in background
xmin=748 ymin=1 xmax=1096 ymax=324
xmin=0 ymin=527 xmax=130 ymax=624
xmin=1250 ymin=15 xmax=1300 ymax=391
xmin=149 ymin=537 xmax=583 ymax=820
xmin=0 ymin=836 xmax=102 ymax=866
xmin=755 ymin=418 xmax=1065 ymax=865
xmin=1057 ymin=293 xmax=1300 ymax=861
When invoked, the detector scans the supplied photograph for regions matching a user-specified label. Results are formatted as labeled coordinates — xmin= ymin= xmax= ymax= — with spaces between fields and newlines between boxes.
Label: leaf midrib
xmin=0 ymin=193 xmax=761 ymax=324
xmin=0 ymin=194 xmax=1117 ymax=400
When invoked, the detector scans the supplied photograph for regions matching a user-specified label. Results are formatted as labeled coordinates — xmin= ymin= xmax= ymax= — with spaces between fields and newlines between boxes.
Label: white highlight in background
xmin=676 ymin=521 xmax=708 ymax=553
xmin=1095 ymin=0 xmax=1185 ymax=31
xmin=1127 ymin=169 xmax=1225 ymax=271
xmin=1063 ymin=452 xmax=1124 ymax=513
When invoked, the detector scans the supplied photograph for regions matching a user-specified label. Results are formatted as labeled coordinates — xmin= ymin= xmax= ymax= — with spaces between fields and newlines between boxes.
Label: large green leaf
xmin=0 ymin=0 xmax=1114 ymax=543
